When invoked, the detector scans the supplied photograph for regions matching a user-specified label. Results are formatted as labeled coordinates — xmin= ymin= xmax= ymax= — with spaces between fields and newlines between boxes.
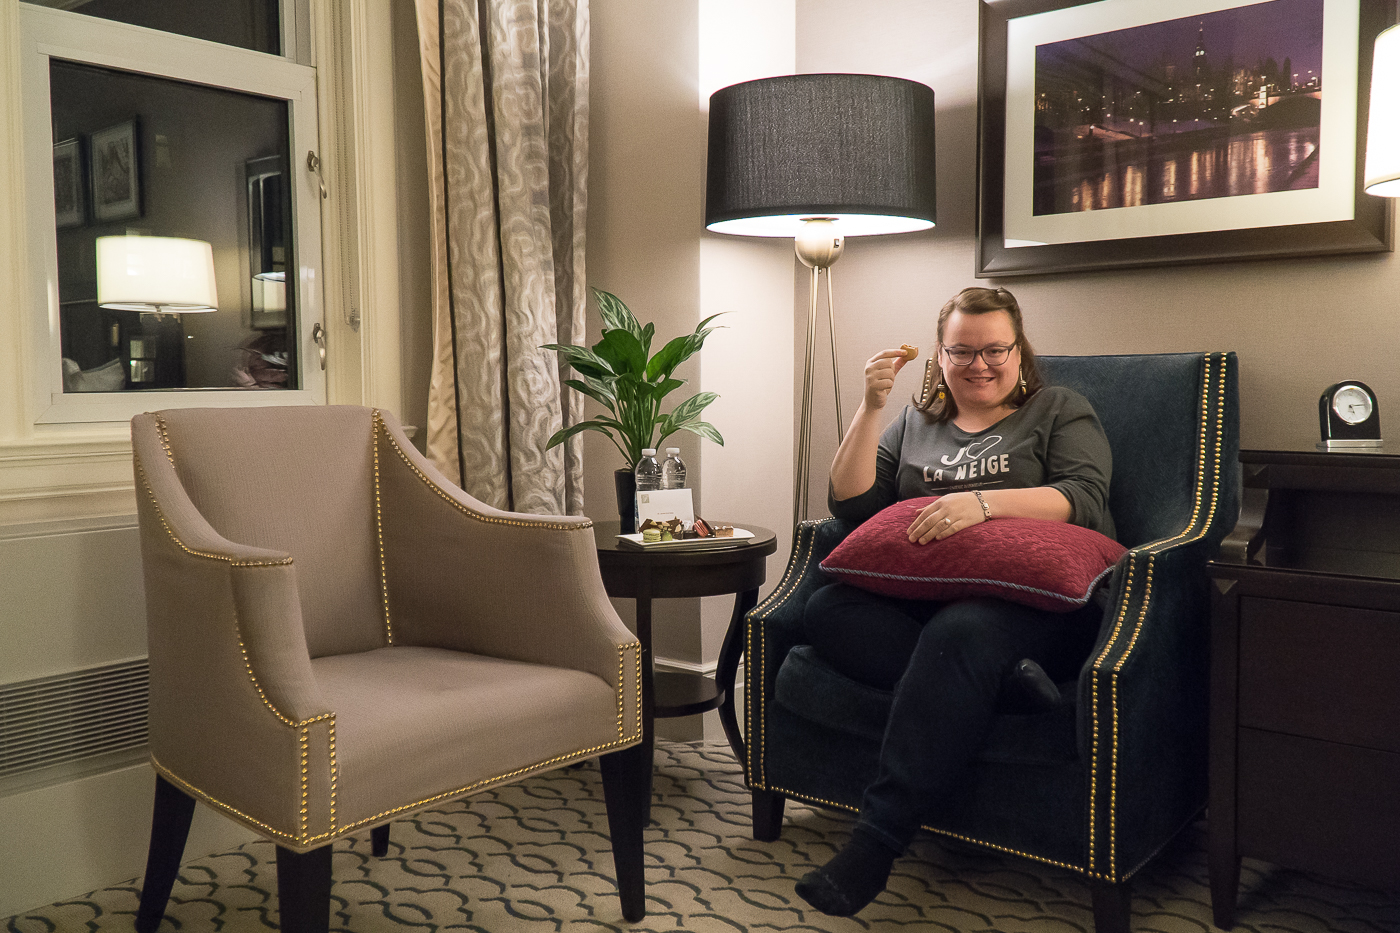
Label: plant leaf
xmin=542 ymin=343 xmax=614 ymax=380
xmin=564 ymin=378 xmax=616 ymax=410
xmin=644 ymin=315 xmax=726 ymax=381
xmin=673 ymin=420 xmax=723 ymax=446
xmin=665 ymin=391 xmax=719 ymax=427
xmin=644 ymin=333 xmax=694 ymax=381
xmin=652 ymin=377 xmax=685 ymax=400
xmin=592 ymin=288 xmax=644 ymax=342
xmin=592 ymin=328 xmax=648 ymax=376
xmin=546 ymin=419 xmax=620 ymax=448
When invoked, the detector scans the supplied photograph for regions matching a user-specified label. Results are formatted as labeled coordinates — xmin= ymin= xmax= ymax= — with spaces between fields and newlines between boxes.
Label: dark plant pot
xmin=614 ymin=468 xmax=637 ymax=534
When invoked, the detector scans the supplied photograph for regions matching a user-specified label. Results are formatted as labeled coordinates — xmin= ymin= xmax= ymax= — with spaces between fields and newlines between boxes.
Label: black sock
xmin=795 ymin=828 xmax=899 ymax=917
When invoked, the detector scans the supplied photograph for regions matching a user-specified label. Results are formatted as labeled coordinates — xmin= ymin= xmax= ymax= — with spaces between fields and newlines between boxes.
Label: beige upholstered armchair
xmin=131 ymin=405 xmax=646 ymax=933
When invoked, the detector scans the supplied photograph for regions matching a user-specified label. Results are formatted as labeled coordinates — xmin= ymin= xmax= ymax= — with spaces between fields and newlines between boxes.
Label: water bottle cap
xmin=642 ymin=448 xmax=656 ymax=456
xmin=666 ymin=448 xmax=680 ymax=454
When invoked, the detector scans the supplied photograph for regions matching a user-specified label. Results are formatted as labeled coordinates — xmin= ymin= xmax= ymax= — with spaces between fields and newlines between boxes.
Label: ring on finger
xmin=943 ymin=517 xmax=952 ymax=525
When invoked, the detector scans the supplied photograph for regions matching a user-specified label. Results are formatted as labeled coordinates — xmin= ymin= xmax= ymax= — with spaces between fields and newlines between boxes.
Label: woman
xmin=795 ymin=286 xmax=1115 ymax=916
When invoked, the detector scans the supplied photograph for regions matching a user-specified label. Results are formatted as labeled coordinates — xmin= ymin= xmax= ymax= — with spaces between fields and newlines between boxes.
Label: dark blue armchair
xmin=743 ymin=353 xmax=1239 ymax=933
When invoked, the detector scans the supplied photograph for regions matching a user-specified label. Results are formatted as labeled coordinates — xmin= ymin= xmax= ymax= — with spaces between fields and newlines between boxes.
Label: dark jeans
xmin=803 ymin=582 xmax=1099 ymax=853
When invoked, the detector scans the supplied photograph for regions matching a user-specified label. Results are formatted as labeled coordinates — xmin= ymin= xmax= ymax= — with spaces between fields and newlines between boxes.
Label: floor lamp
xmin=704 ymin=73 xmax=937 ymax=524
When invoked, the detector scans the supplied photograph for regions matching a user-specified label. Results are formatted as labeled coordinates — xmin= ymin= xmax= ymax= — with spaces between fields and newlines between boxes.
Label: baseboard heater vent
xmin=0 ymin=658 xmax=149 ymax=797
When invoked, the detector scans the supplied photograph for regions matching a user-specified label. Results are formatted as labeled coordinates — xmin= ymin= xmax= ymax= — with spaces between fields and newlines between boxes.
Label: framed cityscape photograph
xmin=90 ymin=119 xmax=142 ymax=223
xmin=52 ymin=137 xmax=84 ymax=228
xmin=977 ymin=0 xmax=1394 ymax=276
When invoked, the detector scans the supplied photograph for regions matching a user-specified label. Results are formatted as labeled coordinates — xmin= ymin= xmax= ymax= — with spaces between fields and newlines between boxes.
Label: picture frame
xmin=52 ymin=137 xmax=84 ymax=229
xmin=89 ymin=119 xmax=142 ymax=223
xmin=976 ymin=0 xmax=1395 ymax=277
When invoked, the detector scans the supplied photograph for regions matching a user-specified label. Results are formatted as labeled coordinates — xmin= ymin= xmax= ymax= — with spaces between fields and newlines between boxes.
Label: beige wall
xmin=793 ymin=0 xmax=1398 ymax=516
xmin=587 ymin=0 xmax=706 ymax=678
xmin=588 ymin=1 xmax=799 ymax=742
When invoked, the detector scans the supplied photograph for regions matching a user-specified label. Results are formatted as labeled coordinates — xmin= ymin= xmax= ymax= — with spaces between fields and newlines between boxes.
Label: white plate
xmin=616 ymin=527 xmax=754 ymax=549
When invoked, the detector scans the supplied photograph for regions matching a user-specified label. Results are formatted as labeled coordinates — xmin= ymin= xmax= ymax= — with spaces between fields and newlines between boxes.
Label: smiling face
xmin=938 ymin=309 xmax=1021 ymax=417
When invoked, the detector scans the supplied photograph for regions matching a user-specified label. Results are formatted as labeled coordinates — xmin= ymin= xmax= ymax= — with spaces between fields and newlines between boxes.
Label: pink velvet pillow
xmin=820 ymin=496 xmax=1125 ymax=611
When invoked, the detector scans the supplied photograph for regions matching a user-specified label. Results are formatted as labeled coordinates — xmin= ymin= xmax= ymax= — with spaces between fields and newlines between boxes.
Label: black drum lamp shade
xmin=704 ymin=73 xmax=938 ymax=525
xmin=705 ymin=73 xmax=937 ymax=237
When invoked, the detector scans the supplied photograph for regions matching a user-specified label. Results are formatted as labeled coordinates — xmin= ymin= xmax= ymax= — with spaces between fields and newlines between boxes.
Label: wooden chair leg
xmin=136 ymin=776 xmax=197 ymax=933
xmin=1091 ymin=879 xmax=1132 ymax=933
xmin=752 ymin=789 xmax=785 ymax=842
xmin=275 ymin=844 xmax=333 ymax=933
xmin=599 ymin=743 xmax=650 ymax=922
xmin=370 ymin=824 xmax=390 ymax=857
xmin=1208 ymin=828 xmax=1240 ymax=930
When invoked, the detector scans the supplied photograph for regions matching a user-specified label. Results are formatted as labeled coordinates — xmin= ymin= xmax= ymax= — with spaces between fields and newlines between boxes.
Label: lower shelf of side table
xmin=654 ymin=671 xmax=724 ymax=719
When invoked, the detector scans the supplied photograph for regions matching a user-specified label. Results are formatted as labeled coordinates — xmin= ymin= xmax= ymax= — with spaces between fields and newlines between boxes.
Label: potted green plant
xmin=543 ymin=288 xmax=724 ymax=530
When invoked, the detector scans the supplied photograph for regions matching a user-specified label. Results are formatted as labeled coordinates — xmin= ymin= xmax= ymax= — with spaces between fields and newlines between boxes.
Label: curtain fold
xmin=415 ymin=0 xmax=588 ymax=515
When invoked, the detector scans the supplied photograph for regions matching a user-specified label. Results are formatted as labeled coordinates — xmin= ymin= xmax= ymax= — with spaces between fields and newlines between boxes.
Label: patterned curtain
xmin=414 ymin=0 xmax=588 ymax=515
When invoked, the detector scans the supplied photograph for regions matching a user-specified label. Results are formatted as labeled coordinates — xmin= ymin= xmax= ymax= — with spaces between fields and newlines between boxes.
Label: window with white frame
xmin=20 ymin=0 xmax=326 ymax=424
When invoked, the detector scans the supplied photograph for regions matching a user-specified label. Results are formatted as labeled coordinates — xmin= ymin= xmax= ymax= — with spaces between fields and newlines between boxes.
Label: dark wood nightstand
xmin=1208 ymin=446 xmax=1400 ymax=929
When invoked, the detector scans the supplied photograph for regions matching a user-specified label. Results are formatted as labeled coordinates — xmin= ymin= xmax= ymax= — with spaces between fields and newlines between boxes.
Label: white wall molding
xmin=313 ymin=0 xmax=405 ymax=419
xmin=0 ymin=511 xmax=137 ymax=541
xmin=0 ymin=485 xmax=137 ymax=526
xmin=0 ymin=2 xmax=33 ymax=446
xmin=653 ymin=655 xmax=718 ymax=677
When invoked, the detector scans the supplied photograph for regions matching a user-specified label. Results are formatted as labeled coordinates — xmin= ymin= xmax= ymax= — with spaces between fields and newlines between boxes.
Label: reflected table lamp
xmin=704 ymin=73 xmax=937 ymax=523
xmin=97 ymin=235 xmax=218 ymax=313
xmin=97 ymin=235 xmax=217 ymax=386
xmin=1365 ymin=23 xmax=1400 ymax=196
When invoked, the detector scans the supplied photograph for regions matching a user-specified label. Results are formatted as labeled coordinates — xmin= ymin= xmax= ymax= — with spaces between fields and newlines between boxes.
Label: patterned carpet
xmin=5 ymin=742 xmax=1397 ymax=932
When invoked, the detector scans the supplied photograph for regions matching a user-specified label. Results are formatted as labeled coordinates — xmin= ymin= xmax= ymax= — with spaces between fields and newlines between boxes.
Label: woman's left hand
xmin=908 ymin=492 xmax=986 ymax=544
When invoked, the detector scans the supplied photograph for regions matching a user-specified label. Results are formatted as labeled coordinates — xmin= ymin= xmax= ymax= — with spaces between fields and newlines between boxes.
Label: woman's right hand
xmin=863 ymin=349 xmax=912 ymax=410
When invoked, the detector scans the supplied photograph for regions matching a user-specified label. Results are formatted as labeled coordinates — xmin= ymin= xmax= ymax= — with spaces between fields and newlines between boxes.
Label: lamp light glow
xmin=96 ymin=235 xmax=218 ymax=313
xmin=1364 ymin=24 xmax=1400 ymax=197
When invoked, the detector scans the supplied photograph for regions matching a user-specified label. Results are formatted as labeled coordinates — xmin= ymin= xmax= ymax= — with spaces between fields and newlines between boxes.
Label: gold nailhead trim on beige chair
xmin=144 ymin=411 xmax=646 ymax=849
xmin=373 ymin=409 xmax=593 ymax=532
xmin=370 ymin=412 xmax=395 ymax=646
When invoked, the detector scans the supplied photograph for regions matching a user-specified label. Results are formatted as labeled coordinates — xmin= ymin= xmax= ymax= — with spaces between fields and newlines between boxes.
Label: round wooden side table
xmin=592 ymin=521 xmax=777 ymax=804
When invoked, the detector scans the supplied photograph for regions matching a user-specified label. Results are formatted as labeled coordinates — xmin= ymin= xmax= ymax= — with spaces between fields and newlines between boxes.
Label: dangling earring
xmin=1018 ymin=366 xmax=1027 ymax=398
xmin=918 ymin=358 xmax=943 ymax=407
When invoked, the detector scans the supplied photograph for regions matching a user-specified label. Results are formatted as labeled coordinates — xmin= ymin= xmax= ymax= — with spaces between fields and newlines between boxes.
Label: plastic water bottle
xmin=634 ymin=448 xmax=661 ymax=492
xmin=660 ymin=447 xmax=687 ymax=489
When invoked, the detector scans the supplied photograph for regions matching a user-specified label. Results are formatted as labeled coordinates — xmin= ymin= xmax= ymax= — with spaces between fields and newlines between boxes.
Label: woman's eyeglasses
xmin=941 ymin=344 xmax=1015 ymax=367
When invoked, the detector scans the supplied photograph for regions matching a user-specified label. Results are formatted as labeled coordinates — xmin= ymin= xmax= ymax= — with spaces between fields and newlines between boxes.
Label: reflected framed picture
xmin=52 ymin=137 xmax=84 ymax=228
xmin=90 ymin=118 xmax=141 ymax=223
xmin=976 ymin=0 xmax=1395 ymax=276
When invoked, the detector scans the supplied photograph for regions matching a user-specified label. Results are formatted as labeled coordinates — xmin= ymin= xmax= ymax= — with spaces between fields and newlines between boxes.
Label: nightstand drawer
xmin=1237 ymin=728 xmax=1400 ymax=889
xmin=1239 ymin=597 xmax=1400 ymax=752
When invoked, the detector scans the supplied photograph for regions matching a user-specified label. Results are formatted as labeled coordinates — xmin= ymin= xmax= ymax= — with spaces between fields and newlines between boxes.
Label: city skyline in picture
xmin=1032 ymin=0 xmax=1326 ymax=216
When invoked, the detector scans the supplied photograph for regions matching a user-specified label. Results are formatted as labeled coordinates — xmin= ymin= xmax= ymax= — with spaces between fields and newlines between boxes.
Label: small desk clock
xmin=1318 ymin=381 xmax=1382 ymax=449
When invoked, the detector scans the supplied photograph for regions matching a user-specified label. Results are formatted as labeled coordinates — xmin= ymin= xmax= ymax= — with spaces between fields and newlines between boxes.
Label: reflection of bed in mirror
xmin=57 ymin=300 xmax=188 ymax=392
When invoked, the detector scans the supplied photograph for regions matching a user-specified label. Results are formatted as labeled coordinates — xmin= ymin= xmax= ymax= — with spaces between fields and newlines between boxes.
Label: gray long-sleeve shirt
xmin=829 ymin=385 xmax=1116 ymax=540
